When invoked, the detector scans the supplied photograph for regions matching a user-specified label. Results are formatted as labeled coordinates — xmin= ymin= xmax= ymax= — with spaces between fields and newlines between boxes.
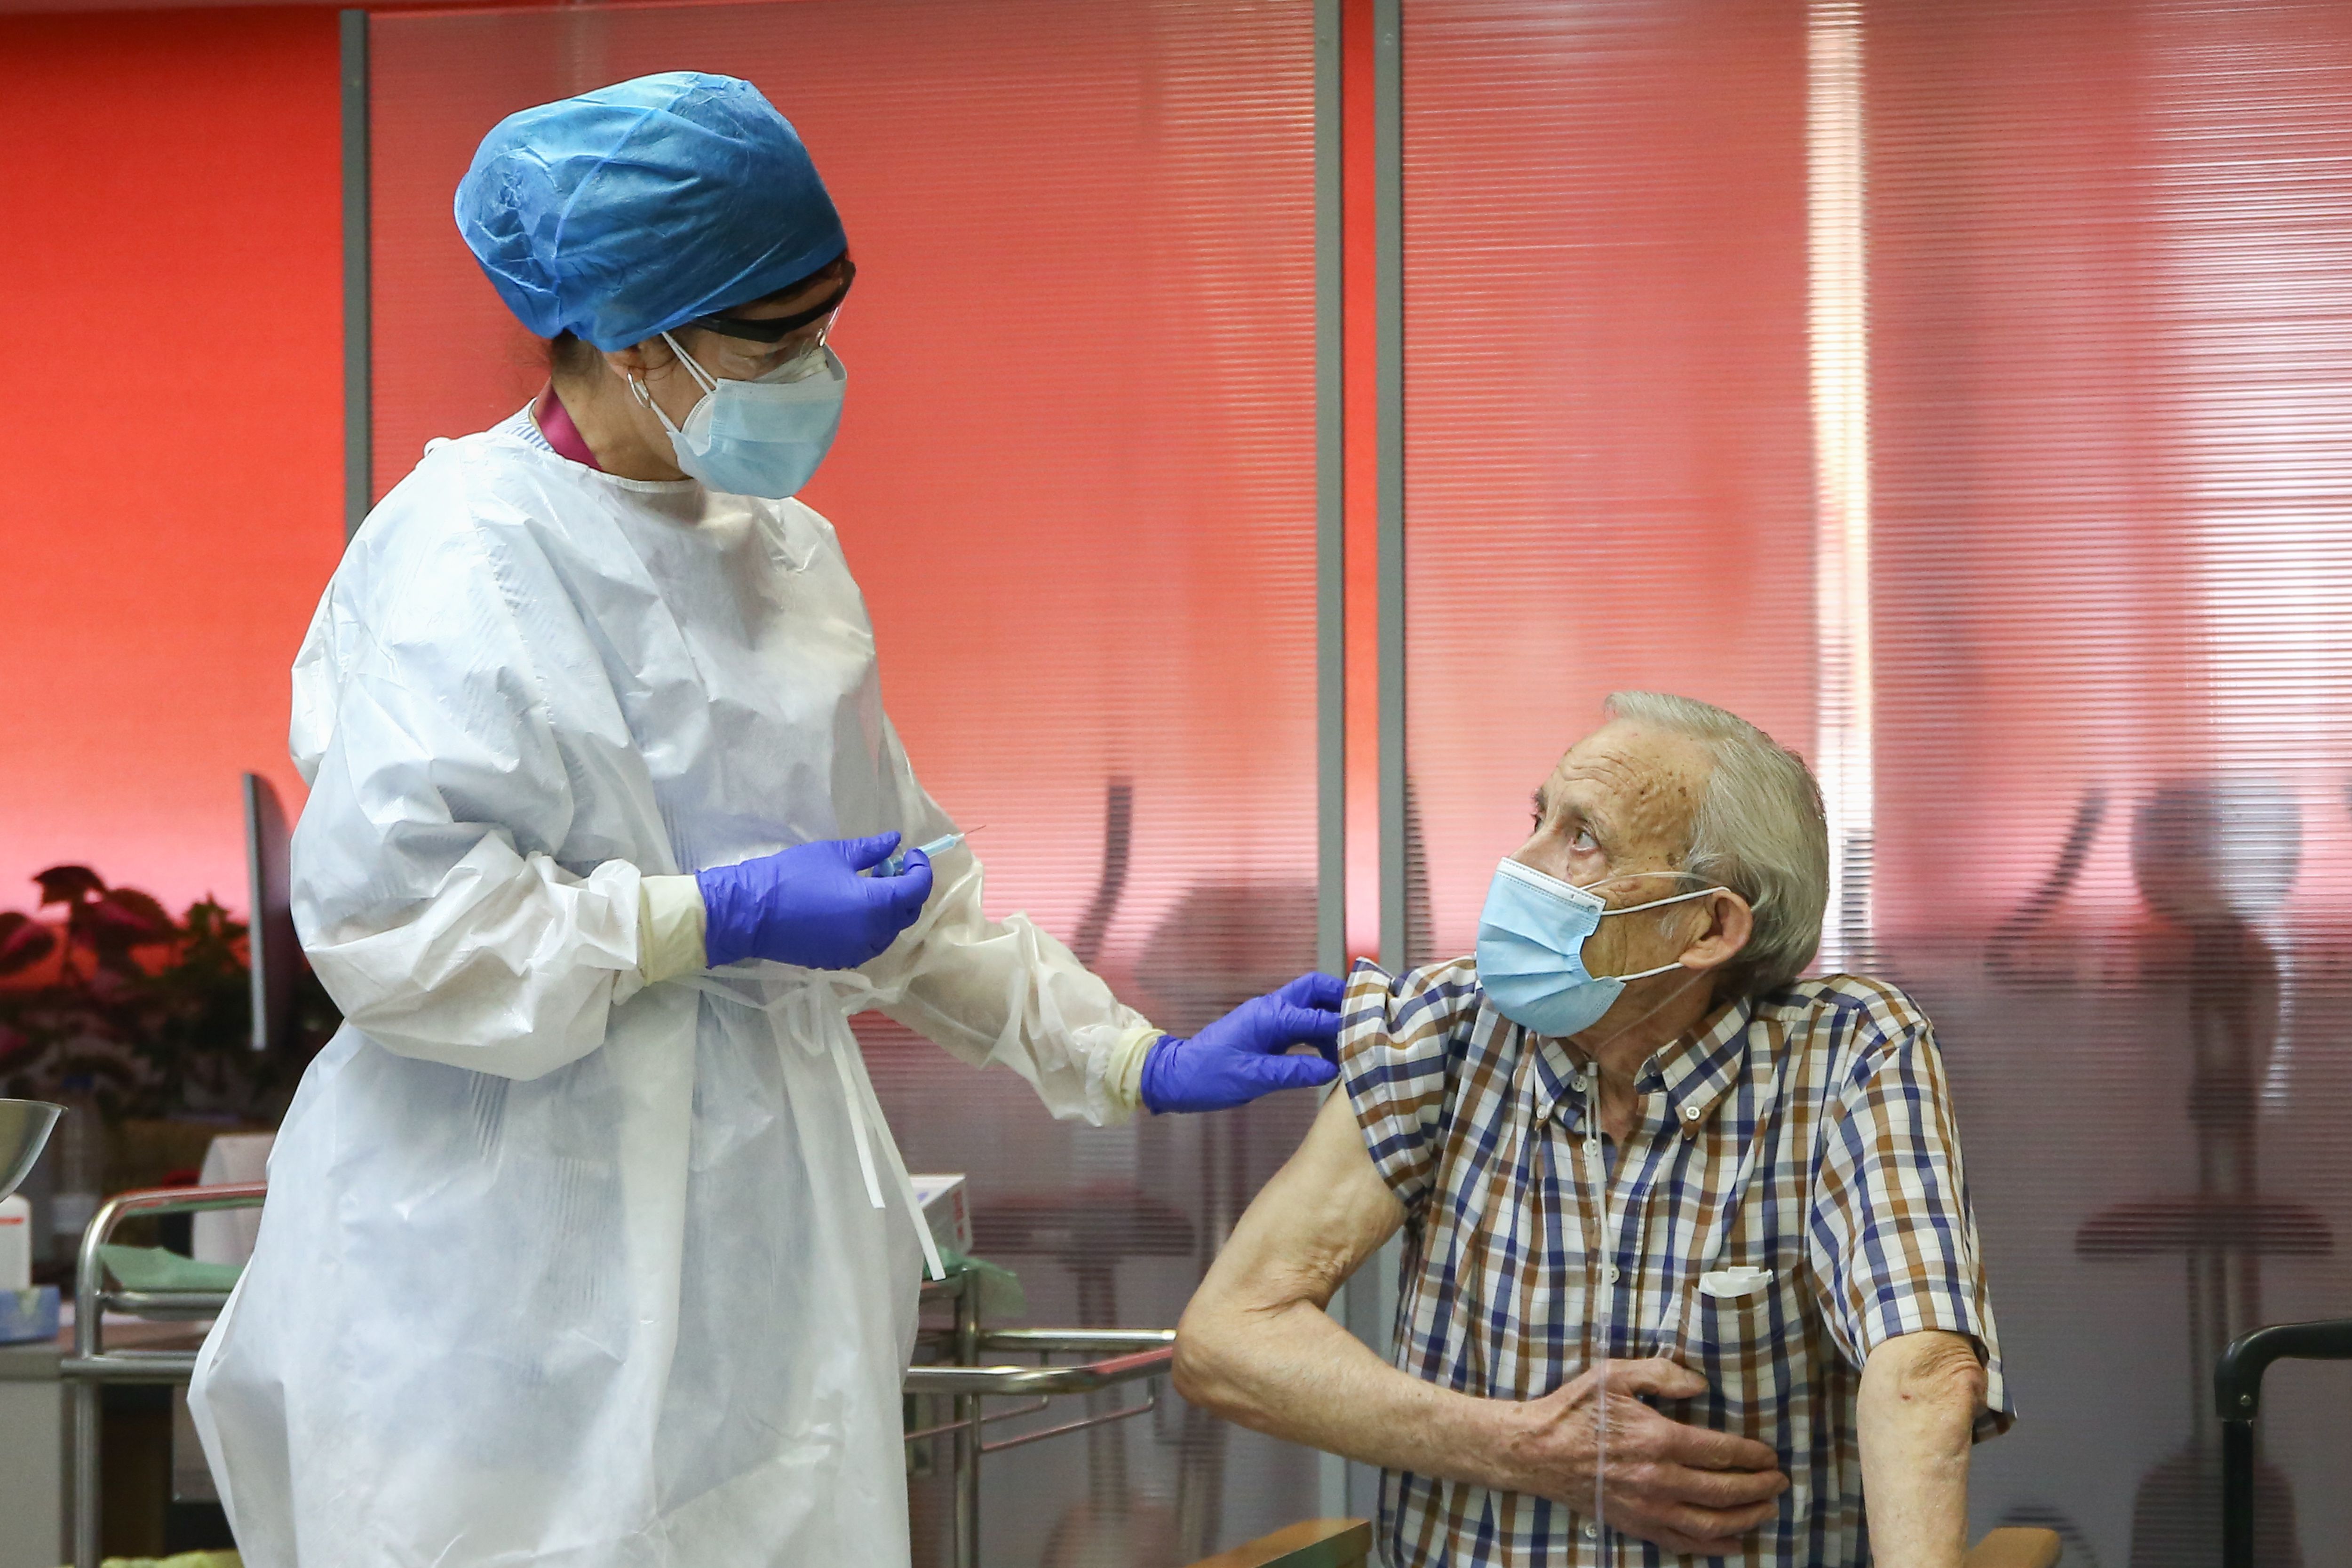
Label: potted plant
xmin=0 ymin=866 xmax=336 ymax=1209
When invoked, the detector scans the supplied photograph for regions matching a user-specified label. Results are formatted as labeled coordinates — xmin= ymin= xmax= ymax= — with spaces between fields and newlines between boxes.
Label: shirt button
xmin=1605 ymin=1265 xmax=1621 ymax=1282
xmin=1583 ymin=1522 xmax=1600 ymax=1540
xmin=1682 ymin=1105 xmax=1701 ymax=1122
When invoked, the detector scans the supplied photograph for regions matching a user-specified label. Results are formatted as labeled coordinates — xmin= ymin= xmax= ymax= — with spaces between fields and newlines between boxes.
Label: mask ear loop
xmin=768 ymin=307 xmax=847 ymax=385
xmin=628 ymin=337 xmax=716 ymax=442
xmin=1589 ymin=883 xmax=1725 ymax=976
xmin=1600 ymin=882 xmax=1724 ymax=917
xmin=660 ymin=330 xmax=722 ymax=395
xmin=1584 ymin=900 xmax=1750 ymax=1086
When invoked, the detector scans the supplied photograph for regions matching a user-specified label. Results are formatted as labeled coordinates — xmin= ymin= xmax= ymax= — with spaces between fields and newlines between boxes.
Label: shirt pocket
xmin=1660 ymin=1254 xmax=1809 ymax=1444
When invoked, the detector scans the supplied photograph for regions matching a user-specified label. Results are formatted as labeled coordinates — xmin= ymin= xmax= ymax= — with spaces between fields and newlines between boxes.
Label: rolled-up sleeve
xmin=289 ymin=517 xmax=647 ymax=1082
xmin=1337 ymin=959 xmax=1482 ymax=1221
xmin=1809 ymin=1000 xmax=2014 ymax=1437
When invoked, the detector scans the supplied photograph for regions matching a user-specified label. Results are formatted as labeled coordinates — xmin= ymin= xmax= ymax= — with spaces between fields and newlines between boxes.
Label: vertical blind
xmin=368 ymin=3 xmax=1321 ymax=1561
xmin=1402 ymin=0 xmax=2352 ymax=1563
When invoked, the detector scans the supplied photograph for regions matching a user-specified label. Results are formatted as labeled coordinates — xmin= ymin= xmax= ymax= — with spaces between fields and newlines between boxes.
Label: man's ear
xmin=1676 ymin=890 xmax=1754 ymax=974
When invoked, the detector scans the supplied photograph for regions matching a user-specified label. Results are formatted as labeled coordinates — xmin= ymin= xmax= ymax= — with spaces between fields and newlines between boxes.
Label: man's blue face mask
xmin=1474 ymin=860 xmax=1726 ymax=1038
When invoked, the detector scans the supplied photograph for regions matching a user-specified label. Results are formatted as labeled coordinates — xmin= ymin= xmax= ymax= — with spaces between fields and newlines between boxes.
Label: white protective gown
xmin=189 ymin=409 xmax=1157 ymax=1568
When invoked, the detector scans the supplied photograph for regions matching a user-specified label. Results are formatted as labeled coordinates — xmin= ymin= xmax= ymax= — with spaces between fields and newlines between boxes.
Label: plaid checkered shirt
xmin=1339 ymin=960 xmax=2012 ymax=1568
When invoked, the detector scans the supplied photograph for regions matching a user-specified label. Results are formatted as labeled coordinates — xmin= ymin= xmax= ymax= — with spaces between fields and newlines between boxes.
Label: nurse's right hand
xmin=697 ymin=834 xmax=936 ymax=970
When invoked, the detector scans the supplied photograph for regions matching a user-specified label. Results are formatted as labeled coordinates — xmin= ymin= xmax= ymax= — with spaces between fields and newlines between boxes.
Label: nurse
xmin=190 ymin=72 xmax=1340 ymax=1568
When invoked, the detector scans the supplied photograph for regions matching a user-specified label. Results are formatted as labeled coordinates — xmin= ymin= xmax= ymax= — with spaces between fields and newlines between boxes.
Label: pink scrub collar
xmin=532 ymin=384 xmax=603 ymax=471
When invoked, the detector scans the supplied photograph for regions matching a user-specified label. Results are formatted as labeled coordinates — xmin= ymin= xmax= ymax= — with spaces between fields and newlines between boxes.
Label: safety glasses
xmin=688 ymin=258 xmax=857 ymax=344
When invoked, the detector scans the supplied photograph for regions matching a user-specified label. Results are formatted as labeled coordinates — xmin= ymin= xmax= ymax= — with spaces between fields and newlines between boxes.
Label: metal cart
xmin=62 ymin=1184 xmax=1176 ymax=1568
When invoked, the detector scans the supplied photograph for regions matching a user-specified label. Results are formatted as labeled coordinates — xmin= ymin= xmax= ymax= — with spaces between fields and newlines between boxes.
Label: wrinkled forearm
xmin=1175 ymin=1091 xmax=1541 ymax=1492
xmin=1176 ymin=1288 xmax=1535 ymax=1491
xmin=1858 ymin=1330 xmax=1983 ymax=1568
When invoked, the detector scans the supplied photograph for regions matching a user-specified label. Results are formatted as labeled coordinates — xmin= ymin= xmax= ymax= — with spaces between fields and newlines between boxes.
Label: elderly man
xmin=1175 ymin=692 xmax=2010 ymax=1567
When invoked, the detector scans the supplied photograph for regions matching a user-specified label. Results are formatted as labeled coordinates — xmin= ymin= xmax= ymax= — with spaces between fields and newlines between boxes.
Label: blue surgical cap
xmin=455 ymin=72 xmax=847 ymax=352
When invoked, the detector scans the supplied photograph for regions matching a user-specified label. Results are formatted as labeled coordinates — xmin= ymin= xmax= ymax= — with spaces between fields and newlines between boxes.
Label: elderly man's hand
xmin=1501 ymin=1356 xmax=1789 ymax=1556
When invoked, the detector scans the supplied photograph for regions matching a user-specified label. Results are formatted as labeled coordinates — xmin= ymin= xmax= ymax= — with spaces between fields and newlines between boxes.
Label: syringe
xmin=875 ymin=828 xmax=979 ymax=877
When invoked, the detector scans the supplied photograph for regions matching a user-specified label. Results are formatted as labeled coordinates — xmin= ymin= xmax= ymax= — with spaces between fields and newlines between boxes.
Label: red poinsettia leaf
xmin=35 ymin=865 xmax=105 ymax=906
xmin=0 ymin=914 xmax=56 ymax=978
xmin=92 ymin=887 xmax=177 ymax=941
xmin=0 ymin=943 xmax=51 ymax=979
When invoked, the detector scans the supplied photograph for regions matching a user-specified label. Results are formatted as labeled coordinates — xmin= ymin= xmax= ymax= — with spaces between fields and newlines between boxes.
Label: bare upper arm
xmin=1191 ymin=1087 xmax=1406 ymax=1320
xmin=1860 ymin=1329 xmax=1987 ymax=1411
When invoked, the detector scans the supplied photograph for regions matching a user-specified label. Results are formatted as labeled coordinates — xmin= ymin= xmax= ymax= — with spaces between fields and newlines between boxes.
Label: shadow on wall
xmin=1990 ymin=778 xmax=2322 ymax=1568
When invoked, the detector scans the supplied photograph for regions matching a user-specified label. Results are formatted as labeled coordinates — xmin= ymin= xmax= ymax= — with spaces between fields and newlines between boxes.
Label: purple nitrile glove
xmin=1139 ymin=971 xmax=1345 ymax=1114
xmin=697 ymin=835 xmax=935 ymax=971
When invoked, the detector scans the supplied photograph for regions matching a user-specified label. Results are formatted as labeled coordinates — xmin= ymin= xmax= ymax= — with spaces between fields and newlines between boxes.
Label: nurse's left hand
xmin=1139 ymin=972 xmax=1344 ymax=1114
xmin=697 ymin=834 xmax=935 ymax=971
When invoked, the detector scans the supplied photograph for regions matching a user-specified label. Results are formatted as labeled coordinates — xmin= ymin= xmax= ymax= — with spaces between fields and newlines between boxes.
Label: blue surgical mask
xmin=640 ymin=336 xmax=847 ymax=499
xmin=1475 ymin=859 xmax=1724 ymax=1038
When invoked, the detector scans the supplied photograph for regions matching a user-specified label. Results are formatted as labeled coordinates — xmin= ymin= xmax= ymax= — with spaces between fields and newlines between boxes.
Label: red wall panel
xmin=1398 ymin=1 xmax=2352 ymax=1559
xmin=0 ymin=6 xmax=344 ymax=916
xmin=1400 ymin=0 xmax=1816 ymax=961
xmin=366 ymin=0 xmax=1322 ymax=955
xmin=1868 ymin=3 xmax=2352 ymax=1559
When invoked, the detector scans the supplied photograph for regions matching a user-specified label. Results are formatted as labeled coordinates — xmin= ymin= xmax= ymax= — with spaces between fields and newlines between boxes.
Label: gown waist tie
xmin=680 ymin=970 xmax=949 ymax=1281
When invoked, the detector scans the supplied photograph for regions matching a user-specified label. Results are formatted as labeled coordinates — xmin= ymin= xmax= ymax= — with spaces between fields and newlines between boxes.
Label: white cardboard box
xmin=908 ymin=1175 xmax=970 ymax=1260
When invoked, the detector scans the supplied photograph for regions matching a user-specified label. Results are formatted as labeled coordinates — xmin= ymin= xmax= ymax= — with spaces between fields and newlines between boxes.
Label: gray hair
xmin=1604 ymin=691 xmax=1829 ymax=997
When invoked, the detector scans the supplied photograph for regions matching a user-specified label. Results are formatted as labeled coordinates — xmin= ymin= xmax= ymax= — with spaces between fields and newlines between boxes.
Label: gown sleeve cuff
xmin=637 ymin=874 xmax=709 ymax=984
xmin=1107 ymin=1023 xmax=1165 ymax=1114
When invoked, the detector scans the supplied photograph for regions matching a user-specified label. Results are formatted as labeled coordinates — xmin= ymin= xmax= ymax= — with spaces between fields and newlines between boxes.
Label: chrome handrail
xmin=902 ymin=1337 xmax=1174 ymax=1396
xmin=978 ymin=1327 xmax=1177 ymax=1354
xmin=67 ymin=1182 xmax=265 ymax=1568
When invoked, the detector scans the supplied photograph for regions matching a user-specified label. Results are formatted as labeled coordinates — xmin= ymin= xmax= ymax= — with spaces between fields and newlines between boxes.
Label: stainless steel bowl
xmin=0 ymin=1098 xmax=63 ymax=1203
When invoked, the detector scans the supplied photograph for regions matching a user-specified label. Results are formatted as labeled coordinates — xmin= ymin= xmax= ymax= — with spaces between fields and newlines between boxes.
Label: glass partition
xmin=1398 ymin=0 xmax=1819 ymax=965
xmin=1869 ymin=4 xmax=2352 ymax=1561
xmin=1401 ymin=0 xmax=2352 ymax=1562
